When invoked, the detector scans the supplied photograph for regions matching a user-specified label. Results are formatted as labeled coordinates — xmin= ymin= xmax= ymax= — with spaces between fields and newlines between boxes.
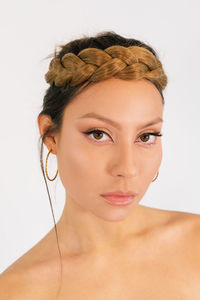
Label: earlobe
xmin=37 ymin=114 xmax=58 ymax=155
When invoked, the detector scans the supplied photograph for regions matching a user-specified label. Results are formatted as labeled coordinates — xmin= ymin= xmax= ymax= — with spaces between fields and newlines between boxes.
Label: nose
xmin=110 ymin=142 xmax=138 ymax=178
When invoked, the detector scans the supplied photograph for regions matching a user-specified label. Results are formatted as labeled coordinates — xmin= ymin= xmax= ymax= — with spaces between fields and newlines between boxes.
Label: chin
xmin=92 ymin=207 xmax=134 ymax=222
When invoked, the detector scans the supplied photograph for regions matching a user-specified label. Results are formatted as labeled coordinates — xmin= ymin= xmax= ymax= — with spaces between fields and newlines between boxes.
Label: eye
xmin=83 ymin=129 xmax=111 ymax=142
xmin=83 ymin=128 xmax=163 ymax=145
xmin=137 ymin=132 xmax=163 ymax=146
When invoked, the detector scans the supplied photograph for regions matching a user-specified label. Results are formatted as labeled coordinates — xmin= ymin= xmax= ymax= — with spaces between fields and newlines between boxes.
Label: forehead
xmin=63 ymin=78 xmax=163 ymax=124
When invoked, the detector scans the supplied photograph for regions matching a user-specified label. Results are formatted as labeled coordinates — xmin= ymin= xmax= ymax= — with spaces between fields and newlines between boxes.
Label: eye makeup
xmin=82 ymin=128 xmax=163 ymax=146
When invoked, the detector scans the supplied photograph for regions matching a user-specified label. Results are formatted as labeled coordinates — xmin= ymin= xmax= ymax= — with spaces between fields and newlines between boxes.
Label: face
xmin=45 ymin=78 xmax=163 ymax=221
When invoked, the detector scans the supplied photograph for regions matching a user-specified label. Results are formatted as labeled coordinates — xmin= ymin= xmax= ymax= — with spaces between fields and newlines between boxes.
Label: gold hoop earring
xmin=152 ymin=171 xmax=159 ymax=182
xmin=45 ymin=149 xmax=58 ymax=181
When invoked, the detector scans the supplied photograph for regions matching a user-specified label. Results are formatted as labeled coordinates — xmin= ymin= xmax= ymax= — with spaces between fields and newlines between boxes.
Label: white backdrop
xmin=0 ymin=0 xmax=200 ymax=273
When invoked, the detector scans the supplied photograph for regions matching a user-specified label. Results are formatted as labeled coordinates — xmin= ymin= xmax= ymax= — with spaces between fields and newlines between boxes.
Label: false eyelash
xmin=83 ymin=129 xmax=163 ymax=139
xmin=141 ymin=132 xmax=163 ymax=137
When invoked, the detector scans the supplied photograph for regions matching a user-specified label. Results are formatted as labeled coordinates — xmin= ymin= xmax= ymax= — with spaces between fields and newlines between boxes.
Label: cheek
xmin=143 ymin=144 xmax=162 ymax=179
xmin=134 ymin=141 xmax=161 ymax=182
xmin=56 ymin=136 xmax=103 ymax=196
xmin=155 ymin=143 xmax=163 ymax=167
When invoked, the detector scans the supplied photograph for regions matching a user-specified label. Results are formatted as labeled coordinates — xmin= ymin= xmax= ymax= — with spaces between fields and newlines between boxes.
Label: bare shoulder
xmin=0 ymin=261 xmax=59 ymax=300
xmin=163 ymin=207 xmax=200 ymax=236
xmin=154 ymin=207 xmax=200 ymax=265
xmin=0 ymin=267 xmax=56 ymax=300
xmin=0 ymin=271 xmax=34 ymax=300
xmin=147 ymin=205 xmax=200 ymax=230
xmin=176 ymin=209 xmax=200 ymax=252
xmin=168 ymin=209 xmax=200 ymax=278
xmin=146 ymin=205 xmax=200 ymax=248
xmin=0 ymin=231 xmax=60 ymax=300
xmin=0 ymin=272 xmax=17 ymax=300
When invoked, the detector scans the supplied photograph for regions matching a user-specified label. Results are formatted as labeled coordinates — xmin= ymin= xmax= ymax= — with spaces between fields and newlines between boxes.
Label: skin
xmin=39 ymin=77 xmax=163 ymax=255
xmin=1 ymin=77 xmax=200 ymax=299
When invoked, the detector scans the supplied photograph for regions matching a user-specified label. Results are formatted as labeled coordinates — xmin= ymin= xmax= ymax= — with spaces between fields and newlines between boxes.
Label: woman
xmin=1 ymin=31 xmax=200 ymax=299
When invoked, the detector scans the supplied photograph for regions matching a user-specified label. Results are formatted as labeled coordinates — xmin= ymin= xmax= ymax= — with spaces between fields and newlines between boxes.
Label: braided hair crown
xmin=45 ymin=34 xmax=167 ymax=98
xmin=40 ymin=31 xmax=168 ymax=130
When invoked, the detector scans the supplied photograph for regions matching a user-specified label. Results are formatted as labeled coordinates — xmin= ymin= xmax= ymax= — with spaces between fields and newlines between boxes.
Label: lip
xmin=100 ymin=193 xmax=137 ymax=206
xmin=101 ymin=190 xmax=137 ymax=197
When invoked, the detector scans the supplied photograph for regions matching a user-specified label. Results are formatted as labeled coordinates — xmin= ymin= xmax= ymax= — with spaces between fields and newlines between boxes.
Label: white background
xmin=0 ymin=0 xmax=200 ymax=273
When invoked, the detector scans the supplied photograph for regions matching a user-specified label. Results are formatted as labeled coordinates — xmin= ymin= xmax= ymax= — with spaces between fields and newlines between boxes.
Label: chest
xmin=56 ymin=252 xmax=200 ymax=300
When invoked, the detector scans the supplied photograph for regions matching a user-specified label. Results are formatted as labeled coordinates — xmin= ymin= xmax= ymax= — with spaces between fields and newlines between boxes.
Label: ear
xmin=37 ymin=114 xmax=58 ymax=155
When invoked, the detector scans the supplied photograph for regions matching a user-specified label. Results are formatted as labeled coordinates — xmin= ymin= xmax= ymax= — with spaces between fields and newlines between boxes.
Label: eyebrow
xmin=79 ymin=112 xmax=163 ymax=130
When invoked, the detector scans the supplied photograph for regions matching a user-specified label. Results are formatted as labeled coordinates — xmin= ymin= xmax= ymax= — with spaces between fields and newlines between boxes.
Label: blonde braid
xmin=45 ymin=45 xmax=167 ymax=90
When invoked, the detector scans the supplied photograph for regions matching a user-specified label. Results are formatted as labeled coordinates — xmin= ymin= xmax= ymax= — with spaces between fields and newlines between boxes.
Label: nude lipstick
xmin=100 ymin=190 xmax=137 ymax=206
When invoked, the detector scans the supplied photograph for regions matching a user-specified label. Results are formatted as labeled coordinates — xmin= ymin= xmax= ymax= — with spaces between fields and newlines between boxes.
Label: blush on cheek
xmin=57 ymin=141 xmax=96 ymax=190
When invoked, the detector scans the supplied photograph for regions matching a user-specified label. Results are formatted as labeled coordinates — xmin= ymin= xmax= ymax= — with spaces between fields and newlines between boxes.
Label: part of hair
xmin=37 ymin=30 xmax=168 ymax=298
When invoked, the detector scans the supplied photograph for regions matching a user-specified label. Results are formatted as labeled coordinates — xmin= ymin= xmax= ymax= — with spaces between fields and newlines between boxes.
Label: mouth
xmin=101 ymin=190 xmax=137 ymax=197
xmin=100 ymin=194 xmax=137 ymax=206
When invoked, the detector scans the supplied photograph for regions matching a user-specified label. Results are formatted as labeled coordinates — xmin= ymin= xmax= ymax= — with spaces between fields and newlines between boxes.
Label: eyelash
xmin=83 ymin=128 xmax=163 ymax=146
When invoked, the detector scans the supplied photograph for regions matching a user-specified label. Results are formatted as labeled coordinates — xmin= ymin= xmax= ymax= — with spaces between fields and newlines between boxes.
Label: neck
xmin=56 ymin=193 xmax=150 ymax=257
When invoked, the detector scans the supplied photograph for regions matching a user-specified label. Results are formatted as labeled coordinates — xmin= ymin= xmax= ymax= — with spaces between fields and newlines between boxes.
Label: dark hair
xmin=37 ymin=30 xmax=167 ymax=297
